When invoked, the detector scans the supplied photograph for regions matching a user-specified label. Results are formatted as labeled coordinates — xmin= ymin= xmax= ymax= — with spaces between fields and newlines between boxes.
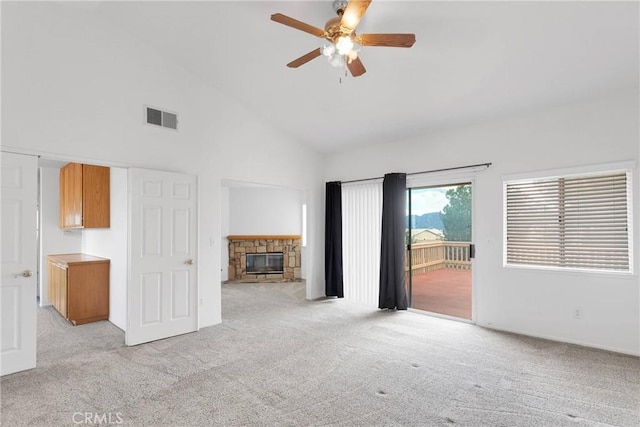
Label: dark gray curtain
xmin=325 ymin=181 xmax=343 ymax=298
xmin=379 ymin=173 xmax=408 ymax=309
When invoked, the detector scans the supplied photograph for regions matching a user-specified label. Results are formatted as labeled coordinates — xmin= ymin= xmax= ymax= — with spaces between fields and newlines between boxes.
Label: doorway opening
xmin=38 ymin=159 xmax=128 ymax=333
xmin=405 ymin=183 xmax=473 ymax=320
xmin=2 ymin=153 xmax=200 ymax=375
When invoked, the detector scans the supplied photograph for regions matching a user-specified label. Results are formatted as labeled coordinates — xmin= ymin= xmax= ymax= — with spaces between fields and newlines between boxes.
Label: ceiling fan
xmin=271 ymin=0 xmax=416 ymax=77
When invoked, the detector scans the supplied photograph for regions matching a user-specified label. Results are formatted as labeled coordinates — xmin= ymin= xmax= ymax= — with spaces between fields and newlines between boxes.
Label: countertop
xmin=47 ymin=253 xmax=110 ymax=265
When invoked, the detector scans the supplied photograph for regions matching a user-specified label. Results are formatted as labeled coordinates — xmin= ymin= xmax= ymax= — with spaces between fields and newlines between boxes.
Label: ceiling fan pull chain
xmin=342 ymin=63 xmax=349 ymax=84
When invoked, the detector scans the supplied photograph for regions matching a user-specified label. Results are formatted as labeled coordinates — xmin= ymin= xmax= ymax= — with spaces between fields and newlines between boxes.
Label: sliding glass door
xmin=405 ymin=183 xmax=473 ymax=320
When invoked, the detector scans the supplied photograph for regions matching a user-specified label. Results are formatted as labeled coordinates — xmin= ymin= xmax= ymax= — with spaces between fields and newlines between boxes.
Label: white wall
xmin=325 ymin=91 xmax=640 ymax=355
xmin=229 ymin=187 xmax=302 ymax=235
xmin=81 ymin=168 xmax=128 ymax=331
xmin=2 ymin=1 xmax=327 ymax=329
xmin=38 ymin=167 xmax=82 ymax=306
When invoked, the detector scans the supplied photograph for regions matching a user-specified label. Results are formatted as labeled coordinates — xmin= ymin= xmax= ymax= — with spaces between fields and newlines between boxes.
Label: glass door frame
xmin=405 ymin=176 xmax=477 ymax=324
xmin=406 ymin=188 xmax=413 ymax=308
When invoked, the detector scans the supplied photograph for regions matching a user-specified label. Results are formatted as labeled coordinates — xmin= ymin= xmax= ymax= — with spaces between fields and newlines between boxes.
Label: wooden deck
xmin=407 ymin=268 xmax=472 ymax=320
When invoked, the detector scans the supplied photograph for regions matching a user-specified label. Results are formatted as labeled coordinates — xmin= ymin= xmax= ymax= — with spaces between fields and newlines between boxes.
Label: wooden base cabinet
xmin=47 ymin=254 xmax=110 ymax=325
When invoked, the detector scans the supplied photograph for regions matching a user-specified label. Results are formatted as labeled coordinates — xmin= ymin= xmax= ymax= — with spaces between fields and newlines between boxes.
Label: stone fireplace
xmin=227 ymin=235 xmax=301 ymax=282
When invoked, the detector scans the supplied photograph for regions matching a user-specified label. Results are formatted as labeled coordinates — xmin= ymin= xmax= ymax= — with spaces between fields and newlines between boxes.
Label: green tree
xmin=440 ymin=185 xmax=472 ymax=242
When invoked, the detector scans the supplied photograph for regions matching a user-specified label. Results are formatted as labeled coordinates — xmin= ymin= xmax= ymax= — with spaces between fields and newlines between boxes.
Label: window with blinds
xmin=505 ymin=171 xmax=631 ymax=272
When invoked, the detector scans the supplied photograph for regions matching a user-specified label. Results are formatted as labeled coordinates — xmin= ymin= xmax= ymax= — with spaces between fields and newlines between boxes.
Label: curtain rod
xmin=341 ymin=162 xmax=492 ymax=184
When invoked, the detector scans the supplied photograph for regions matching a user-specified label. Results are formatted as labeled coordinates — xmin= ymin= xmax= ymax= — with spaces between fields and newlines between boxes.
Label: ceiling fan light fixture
xmin=322 ymin=44 xmax=336 ymax=57
xmin=336 ymin=36 xmax=354 ymax=55
xmin=328 ymin=53 xmax=344 ymax=68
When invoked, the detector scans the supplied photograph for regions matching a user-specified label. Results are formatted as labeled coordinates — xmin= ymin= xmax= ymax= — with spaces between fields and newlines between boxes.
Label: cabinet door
xmin=58 ymin=167 xmax=66 ymax=228
xmin=67 ymin=262 xmax=109 ymax=324
xmin=59 ymin=268 xmax=68 ymax=319
xmin=47 ymin=260 xmax=68 ymax=318
xmin=47 ymin=260 xmax=57 ymax=311
xmin=82 ymin=165 xmax=110 ymax=228
xmin=60 ymin=163 xmax=82 ymax=228
xmin=70 ymin=163 xmax=83 ymax=228
xmin=60 ymin=164 xmax=70 ymax=227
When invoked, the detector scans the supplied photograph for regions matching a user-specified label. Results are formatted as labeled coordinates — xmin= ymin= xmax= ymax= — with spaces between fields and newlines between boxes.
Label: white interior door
xmin=127 ymin=168 xmax=198 ymax=346
xmin=1 ymin=152 xmax=38 ymax=375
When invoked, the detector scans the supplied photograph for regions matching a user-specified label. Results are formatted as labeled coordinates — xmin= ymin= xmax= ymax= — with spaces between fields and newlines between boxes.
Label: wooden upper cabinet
xmin=59 ymin=163 xmax=110 ymax=229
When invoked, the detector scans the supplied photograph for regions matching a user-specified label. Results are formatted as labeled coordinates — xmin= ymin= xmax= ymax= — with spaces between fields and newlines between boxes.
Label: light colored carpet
xmin=1 ymin=282 xmax=638 ymax=426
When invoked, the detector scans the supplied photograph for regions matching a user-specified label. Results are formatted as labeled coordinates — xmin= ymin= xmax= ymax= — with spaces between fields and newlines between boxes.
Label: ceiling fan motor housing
xmin=324 ymin=16 xmax=343 ymax=39
xmin=326 ymin=0 xmax=350 ymax=43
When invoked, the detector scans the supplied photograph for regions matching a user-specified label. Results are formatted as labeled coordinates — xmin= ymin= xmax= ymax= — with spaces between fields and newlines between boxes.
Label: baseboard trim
xmin=478 ymin=323 xmax=640 ymax=357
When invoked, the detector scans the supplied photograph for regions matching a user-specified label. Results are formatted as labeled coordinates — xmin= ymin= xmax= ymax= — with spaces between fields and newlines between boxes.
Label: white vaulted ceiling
xmin=66 ymin=1 xmax=638 ymax=153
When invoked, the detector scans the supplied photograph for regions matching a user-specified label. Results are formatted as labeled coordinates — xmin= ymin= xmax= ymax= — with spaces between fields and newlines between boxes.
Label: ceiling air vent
xmin=145 ymin=106 xmax=178 ymax=130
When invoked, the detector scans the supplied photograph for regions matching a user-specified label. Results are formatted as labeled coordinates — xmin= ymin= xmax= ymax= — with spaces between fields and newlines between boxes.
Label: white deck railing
xmin=405 ymin=241 xmax=472 ymax=275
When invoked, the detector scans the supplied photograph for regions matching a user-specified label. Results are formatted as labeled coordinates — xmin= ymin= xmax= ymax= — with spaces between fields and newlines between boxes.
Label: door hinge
xmin=469 ymin=244 xmax=476 ymax=259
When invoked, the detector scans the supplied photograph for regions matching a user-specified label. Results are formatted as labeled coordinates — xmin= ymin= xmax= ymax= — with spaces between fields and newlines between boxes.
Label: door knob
xmin=184 ymin=259 xmax=194 ymax=265
xmin=14 ymin=270 xmax=33 ymax=278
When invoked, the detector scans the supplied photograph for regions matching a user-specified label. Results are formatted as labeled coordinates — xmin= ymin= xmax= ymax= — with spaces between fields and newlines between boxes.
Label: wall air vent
xmin=145 ymin=106 xmax=178 ymax=130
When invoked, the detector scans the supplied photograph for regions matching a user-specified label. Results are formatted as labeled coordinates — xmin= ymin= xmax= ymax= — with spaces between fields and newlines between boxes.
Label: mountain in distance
xmin=407 ymin=212 xmax=443 ymax=230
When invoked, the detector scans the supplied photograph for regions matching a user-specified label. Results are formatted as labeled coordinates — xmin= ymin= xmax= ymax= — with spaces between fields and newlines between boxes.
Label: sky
xmin=408 ymin=186 xmax=456 ymax=216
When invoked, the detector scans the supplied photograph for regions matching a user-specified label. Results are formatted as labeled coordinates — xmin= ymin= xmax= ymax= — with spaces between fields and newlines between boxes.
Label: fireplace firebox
xmin=246 ymin=253 xmax=284 ymax=274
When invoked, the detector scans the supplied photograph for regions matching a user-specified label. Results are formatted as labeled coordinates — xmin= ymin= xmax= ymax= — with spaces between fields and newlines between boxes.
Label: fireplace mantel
xmin=227 ymin=235 xmax=301 ymax=241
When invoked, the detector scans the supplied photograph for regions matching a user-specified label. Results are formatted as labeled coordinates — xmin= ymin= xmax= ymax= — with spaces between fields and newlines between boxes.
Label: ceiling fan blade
xmin=356 ymin=33 xmax=416 ymax=48
xmin=287 ymin=48 xmax=322 ymax=68
xmin=347 ymin=56 xmax=366 ymax=77
xmin=271 ymin=13 xmax=325 ymax=37
xmin=341 ymin=0 xmax=372 ymax=34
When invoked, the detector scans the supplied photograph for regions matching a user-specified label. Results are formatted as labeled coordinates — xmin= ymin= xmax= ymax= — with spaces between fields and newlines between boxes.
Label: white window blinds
xmin=505 ymin=171 xmax=631 ymax=272
xmin=342 ymin=181 xmax=383 ymax=307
